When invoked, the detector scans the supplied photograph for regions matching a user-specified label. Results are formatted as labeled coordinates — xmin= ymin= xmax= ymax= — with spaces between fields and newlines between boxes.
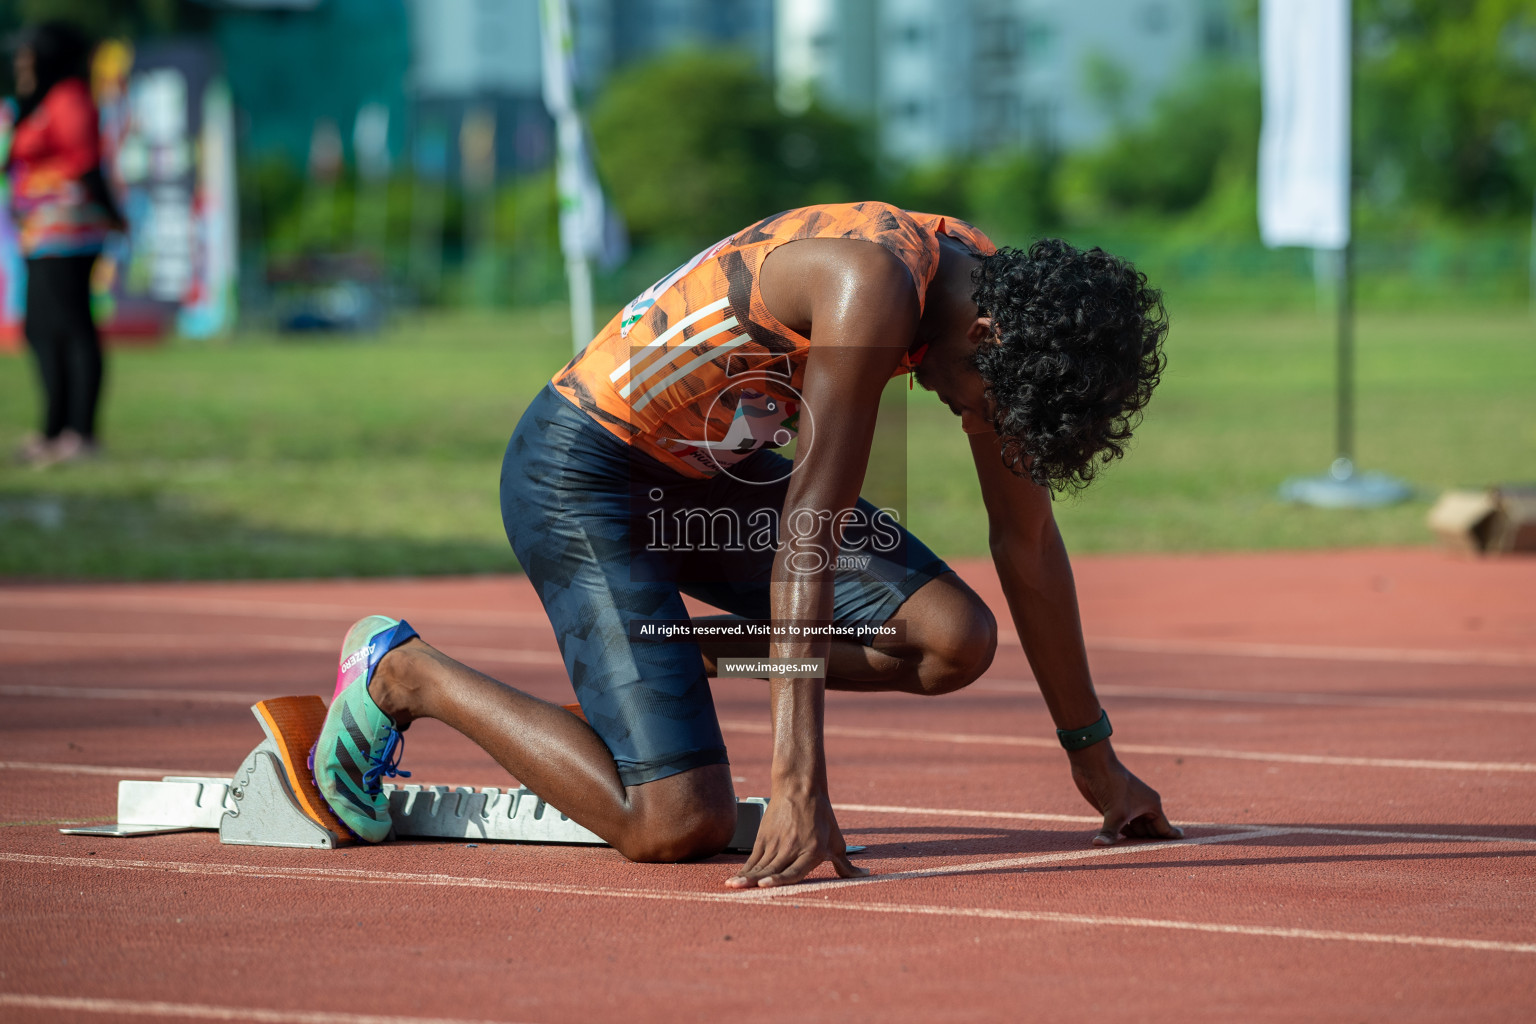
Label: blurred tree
xmin=0 ymin=0 xmax=213 ymax=97
xmin=493 ymin=169 xmax=567 ymax=306
xmin=0 ymin=0 xmax=209 ymax=43
xmin=1046 ymin=1 xmax=1536 ymax=225
xmin=885 ymin=159 xmax=969 ymax=220
xmin=874 ymin=149 xmax=1060 ymax=246
xmin=965 ymin=149 xmax=1061 ymax=241
xmin=588 ymin=50 xmax=875 ymax=246
xmin=1067 ymin=62 xmax=1260 ymax=216
xmin=1356 ymin=0 xmax=1536 ymax=215
xmin=1082 ymin=50 xmax=1134 ymax=127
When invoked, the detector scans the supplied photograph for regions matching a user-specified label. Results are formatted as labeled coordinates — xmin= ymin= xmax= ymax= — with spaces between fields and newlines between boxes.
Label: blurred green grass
xmin=1 ymin=305 xmax=1532 ymax=580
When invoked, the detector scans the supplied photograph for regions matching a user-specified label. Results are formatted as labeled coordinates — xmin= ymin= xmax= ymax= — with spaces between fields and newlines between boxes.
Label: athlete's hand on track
xmin=1068 ymin=743 xmax=1183 ymax=846
xmin=725 ymin=788 xmax=868 ymax=888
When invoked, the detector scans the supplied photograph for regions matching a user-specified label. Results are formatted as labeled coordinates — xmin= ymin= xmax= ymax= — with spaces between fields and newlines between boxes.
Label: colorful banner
xmin=178 ymin=75 xmax=238 ymax=338
xmin=0 ymin=39 xmax=238 ymax=350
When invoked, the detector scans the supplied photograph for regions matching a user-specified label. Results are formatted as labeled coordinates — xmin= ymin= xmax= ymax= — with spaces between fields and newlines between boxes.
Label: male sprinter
xmin=313 ymin=202 xmax=1180 ymax=888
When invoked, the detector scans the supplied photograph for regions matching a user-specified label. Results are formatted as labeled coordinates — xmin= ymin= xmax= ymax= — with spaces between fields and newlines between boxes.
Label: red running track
xmin=1 ymin=548 xmax=1533 ymax=1023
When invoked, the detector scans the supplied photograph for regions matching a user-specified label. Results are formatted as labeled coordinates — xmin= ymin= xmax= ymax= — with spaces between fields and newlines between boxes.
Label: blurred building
xmin=776 ymin=0 xmax=1245 ymax=163
xmin=217 ymin=0 xmax=773 ymax=177
xmin=407 ymin=0 xmax=549 ymax=174
xmin=409 ymin=0 xmax=773 ymax=175
xmin=215 ymin=0 xmax=1249 ymax=174
xmin=570 ymin=0 xmax=775 ymax=89
xmin=214 ymin=0 xmax=412 ymax=164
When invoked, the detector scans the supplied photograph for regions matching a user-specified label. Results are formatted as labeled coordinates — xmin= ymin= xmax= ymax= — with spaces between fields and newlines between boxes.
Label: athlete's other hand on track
xmin=725 ymin=788 xmax=868 ymax=888
xmin=1068 ymin=742 xmax=1183 ymax=847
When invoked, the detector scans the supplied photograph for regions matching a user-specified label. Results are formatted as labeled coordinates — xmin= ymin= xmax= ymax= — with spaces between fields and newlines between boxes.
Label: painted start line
xmin=4 ymin=840 xmax=1534 ymax=956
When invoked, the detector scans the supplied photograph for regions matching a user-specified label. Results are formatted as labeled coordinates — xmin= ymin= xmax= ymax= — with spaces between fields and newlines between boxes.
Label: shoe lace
xmin=361 ymin=728 xmax=412 ymax=794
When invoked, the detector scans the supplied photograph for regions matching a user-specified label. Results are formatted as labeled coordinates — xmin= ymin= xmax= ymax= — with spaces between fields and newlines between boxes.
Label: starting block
xmin=62 ymin=696 xmax=768 ymax=852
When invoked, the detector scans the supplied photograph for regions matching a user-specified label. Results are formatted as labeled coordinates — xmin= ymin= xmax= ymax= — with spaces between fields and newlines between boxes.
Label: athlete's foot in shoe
xmin=365 ymin=637 xmax=429 ymax=728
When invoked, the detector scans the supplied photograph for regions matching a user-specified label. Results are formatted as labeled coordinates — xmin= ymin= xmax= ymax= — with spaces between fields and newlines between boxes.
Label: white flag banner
xmin=540 ymin=0 xmax=611 ymax=262
xmin=539 ymin=0 xmax=575 ymax=118
xmin=1259 ymin=0 xmax=1351 ymax=250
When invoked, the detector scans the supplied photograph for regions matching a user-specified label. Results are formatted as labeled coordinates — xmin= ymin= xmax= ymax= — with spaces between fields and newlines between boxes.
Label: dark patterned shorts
xmin=500 ymin=384 xmax=949 ymax=786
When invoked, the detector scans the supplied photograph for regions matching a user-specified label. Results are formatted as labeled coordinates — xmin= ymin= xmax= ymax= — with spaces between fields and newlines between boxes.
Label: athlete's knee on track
xmin=918 ymin=595 xmax=997 ymax=696
xmin=617 ymin=797 xmax=737 ymax=864
xmin=613 ymin=767 xmax=738 ymax=863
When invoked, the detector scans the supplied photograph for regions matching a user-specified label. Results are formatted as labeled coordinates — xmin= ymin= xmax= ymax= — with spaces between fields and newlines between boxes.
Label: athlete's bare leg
xmin=366 ymin=644 xmax=738 ymax=863
xmin=363 ymin=572 xmax=993 ymax=865
xmin=695 ymin=571 xmax=998 ymax=695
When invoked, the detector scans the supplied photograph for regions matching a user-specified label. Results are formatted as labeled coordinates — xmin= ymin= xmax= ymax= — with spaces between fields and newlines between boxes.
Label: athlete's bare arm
xmin=723 ymin=238 xmax=917 ymax=888
xmin=968 ymin=432 xmax=1181 ymax=845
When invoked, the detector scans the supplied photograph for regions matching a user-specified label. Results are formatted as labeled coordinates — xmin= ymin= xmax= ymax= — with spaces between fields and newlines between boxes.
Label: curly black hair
xmin=971 ymin=239 xmax=1168 ymax=493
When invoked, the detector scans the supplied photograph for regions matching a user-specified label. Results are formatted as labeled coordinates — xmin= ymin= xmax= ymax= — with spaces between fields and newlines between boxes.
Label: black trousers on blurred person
xmin=25 ymin=254 xmax=103 ymax=441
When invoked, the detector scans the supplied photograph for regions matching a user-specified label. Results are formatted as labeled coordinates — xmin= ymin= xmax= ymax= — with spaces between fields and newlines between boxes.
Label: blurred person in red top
xmin=5 ymin=20 xmax=123 ymax=466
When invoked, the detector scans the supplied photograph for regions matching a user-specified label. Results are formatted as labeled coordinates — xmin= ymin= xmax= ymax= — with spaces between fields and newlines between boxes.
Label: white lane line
xmin=771 ymin=903 xmax=1536 ymax=955
xmin=1096 ymin=683 xmax=1536 ymax=715
xmin=721 ymin=720 xmax=1536 ymax=774
xmin=1262 ymin=824 xmax=1536 ymax=846
xmin=4 ymin=853 xmax=1532 ymax=956
xmin=738 ymin=828 xmax=1293 ymax=899
xmin=8 ymin=747 xmax=1528 ymax=848
xmin=976 ymin=678 xmax=1536 ymax=715
xmin=5 ymin=588 xmax=1530 ymax=668
xmin=0 ymin=630 xmax=340 ymax=653
xmin=1078 ymin=633 xmax=1536 ymax=669
xmin=0 ymin=851 xmax=776 ymax=904
xmin=6 ymin=677 xmax=1532 ymax=774
xmin=838 ymin=803 xmax=1101 ymax=825
xmin=9 ymin=661 xmax=1529 ymax=721
xmin=1114 ymin=742 xmax=1536 ymax=774
xmin=0 ymin=761 xmax=225 ymax=778
xmin=1 ymin=685 xmax=269 ymax=704
xmin=6 ymin=682 xmax=1534 ymax=782
xmin=0 ymin=591 xmax=546 ymax=628
xmin=11 ymin=664 xmax=1534 ymax=723
xmin=832 ymin=803 xmax=1536 ymax=847
xmin=0 ymin=632 xmax=562 ymax=667
xmin=0 ymin=993 xmax=515 ymax=1024
xmin=6 ymin=757 xmax=1529 ymax=847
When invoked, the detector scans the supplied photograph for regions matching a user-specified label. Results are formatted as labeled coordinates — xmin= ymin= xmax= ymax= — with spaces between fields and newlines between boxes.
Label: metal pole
xmin=1335 ymin=237 xmax=1354 ymax=471
xmin=1276 ymin=0 xmax=1410 ymax=506
xmin=1334 ymin=0 xmax=1356 ymax=478
xmin=567 ymin=255 xmax=593 ymax=355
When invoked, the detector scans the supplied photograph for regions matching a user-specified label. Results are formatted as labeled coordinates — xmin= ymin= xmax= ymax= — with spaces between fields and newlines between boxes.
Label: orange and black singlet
xmin=552 ymin=202 xmax=996 ymax=479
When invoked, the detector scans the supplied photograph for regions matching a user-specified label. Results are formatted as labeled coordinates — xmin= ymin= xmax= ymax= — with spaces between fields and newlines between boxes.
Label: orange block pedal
xmin=251 ymin=696 xmax=354 ymax=844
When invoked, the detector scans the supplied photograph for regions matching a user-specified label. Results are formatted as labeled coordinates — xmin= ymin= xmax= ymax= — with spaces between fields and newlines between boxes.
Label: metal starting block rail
xmin=61 ymin=696 xmax=768 ymax=853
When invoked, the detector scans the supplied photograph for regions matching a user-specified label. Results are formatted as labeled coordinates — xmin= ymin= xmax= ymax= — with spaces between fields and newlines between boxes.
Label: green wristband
xmin=1057 ymin=710 xmax=1112 ymax=752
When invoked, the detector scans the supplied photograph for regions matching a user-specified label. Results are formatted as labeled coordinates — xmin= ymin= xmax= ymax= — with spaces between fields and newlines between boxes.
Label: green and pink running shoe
xmin=310 ymin=615 xmax=419 ymax=842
